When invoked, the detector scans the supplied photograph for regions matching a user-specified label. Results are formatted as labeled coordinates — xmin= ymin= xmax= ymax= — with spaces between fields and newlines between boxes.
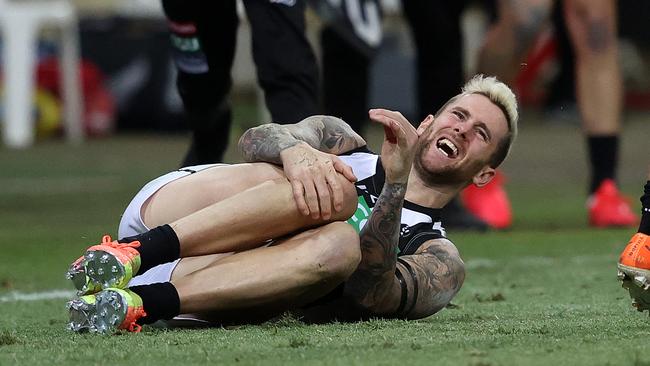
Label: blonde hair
xmin=461 ymin=74 xmax=518 ymax=142
xmin=434 ymin=74 xmax=519 ymax=168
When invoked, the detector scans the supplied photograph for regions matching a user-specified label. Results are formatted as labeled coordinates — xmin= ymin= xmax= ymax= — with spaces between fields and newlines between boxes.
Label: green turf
xmin=0 ymin=111 xmax=649 ymax=365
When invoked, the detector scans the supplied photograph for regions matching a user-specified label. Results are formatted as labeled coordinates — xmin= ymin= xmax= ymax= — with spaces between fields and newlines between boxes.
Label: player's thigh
xmin=143 ymin=162 xmax=285 ymax=226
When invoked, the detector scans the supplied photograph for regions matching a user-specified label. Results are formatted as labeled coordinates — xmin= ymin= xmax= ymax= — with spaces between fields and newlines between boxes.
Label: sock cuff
xmin=160 ymin=224 xmax=181 ymax=259
xmin=131 ymin=282 xmax=181 ymax=324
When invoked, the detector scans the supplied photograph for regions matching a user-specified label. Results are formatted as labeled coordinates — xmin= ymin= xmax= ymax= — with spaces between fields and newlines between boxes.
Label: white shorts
xmin=118 ymin=164 xmax=222 ymax=287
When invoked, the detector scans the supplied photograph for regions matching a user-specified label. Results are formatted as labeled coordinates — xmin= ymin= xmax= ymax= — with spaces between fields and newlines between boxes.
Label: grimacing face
xmin=413 ymin=93 xmax=510 ymax=187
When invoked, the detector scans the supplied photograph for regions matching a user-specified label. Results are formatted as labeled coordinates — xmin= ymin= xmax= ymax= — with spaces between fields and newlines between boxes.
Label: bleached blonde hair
xmin=434 ymin=74 xmax=519 ymax=168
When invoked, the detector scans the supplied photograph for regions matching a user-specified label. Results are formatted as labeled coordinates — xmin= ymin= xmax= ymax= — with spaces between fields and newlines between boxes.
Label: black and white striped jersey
xmin=338 ymin=147 xmax=447 ymax=256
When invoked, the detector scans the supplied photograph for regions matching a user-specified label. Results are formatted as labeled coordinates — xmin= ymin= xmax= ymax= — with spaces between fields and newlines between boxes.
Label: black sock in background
xmin=638 ymin=182 xmax=650 ymax=235
xmin=587 ymin=135 xmax=618 ymax=193
xmin=119 ymin=224 xmax=181 ymax=275
xmin=130 ymin=282 xmax=181 ymax=324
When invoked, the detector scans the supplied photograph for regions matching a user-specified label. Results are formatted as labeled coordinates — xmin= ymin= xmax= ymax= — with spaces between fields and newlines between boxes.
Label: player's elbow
xmin=407 ymin=255 xmax=466 ymax=320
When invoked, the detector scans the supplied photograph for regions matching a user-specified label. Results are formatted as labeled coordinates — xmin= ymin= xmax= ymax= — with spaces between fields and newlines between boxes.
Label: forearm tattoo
xmin=345 ymin=182 xmax=406 ymax=311
xmin=237 ymin=116 xmax=364 ymax=163
xmin=395 ymin=240 xmax=465 ymax=319
xmin=238 ymin=124 xmax=303 ymax=164
xmin=318 ymin=116 xmax=358 ymax=152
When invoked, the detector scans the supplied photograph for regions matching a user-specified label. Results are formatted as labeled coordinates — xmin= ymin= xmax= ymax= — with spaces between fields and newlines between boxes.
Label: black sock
xmin=638 ymin=181 xmax=650 ymax=235
xmin=119 ymin=224 xmax=181 ymax=275
xmin=130 ymin=282 xmax=181 ymax=325
xmin=587 ymin=135 xmax=618 ymax=193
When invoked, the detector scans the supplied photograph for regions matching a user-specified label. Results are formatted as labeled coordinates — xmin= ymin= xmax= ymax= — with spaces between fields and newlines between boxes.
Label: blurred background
xmin=0 ymin=0 xmax=648 ymax=148
xmin=0 ymin=0 xmax=649 ymax=235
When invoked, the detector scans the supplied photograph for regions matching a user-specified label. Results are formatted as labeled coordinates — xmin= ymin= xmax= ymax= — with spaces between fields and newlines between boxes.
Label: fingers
xmin=285 ymin=151 xmax=356 ymax=219
xmin=290 ymin=180 xmax=309 ymax=216
xmin=302 ymin=179 xmax=320 ymax=219
xmin=332 ymin=156 xmax=357 ymax=182
xmin=369 ymin=109 xmax=408 ymax=143
xmin=313 ymin=170 xmax=332 ymax=220
xmin=324 ymin=163 xmax=343 ymax=214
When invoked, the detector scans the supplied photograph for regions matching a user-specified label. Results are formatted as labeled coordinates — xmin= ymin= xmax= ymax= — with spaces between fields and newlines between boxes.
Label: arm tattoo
xmin=395 ymin=240 xmax=465 ymax=319
xmin=238 ymin=116 xmax=365 ymax=163
xmin=238 ymin=124 xmax=305 ymax=164
xmin=344 ymin=182 xmax=406 ymax=311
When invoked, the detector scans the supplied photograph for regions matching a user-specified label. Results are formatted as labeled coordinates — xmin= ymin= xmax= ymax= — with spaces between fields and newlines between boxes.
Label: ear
xmin=417 ymin=114 xmax=434 ymax=136
xmin=472 ymin=166 xmax=496 ymax=187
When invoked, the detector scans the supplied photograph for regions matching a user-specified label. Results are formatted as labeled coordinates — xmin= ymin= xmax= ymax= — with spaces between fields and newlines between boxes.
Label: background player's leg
xmin=243 ymin=0 xmax=319 ymax=123
xmin=320 ymin=26 xmax=371 ymax=135
xmin=564 ymin=0 xmax=620 ymax=137
xmin=162 ymin=0 xmax=237 ymax=165
xmin=477 ymin=0 xmax=552 ymax=85
xmin=563 ymin=0 xmax=635 ymax=227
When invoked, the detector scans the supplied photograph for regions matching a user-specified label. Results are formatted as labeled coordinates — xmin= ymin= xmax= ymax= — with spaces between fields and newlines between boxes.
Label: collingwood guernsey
xmin=339 ymin=147 xmax=446 ymax=256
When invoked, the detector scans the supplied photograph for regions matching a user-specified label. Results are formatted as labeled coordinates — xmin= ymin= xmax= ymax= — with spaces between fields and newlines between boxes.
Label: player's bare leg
xmin=145 ymin=163 xmax=357 ymax=257
xmin=564 ymin=0 xmax=637 ymax=226
xmin=170 ymin=221 xmax=361 ymax=324
xmin=69 ymin=221 xmax=361 ymax=332
xmin=563 ymin=0 xmax=620 ymax=136
xmin=67 ymin=163 xmax=357 ymax=295
xmin=477 ymin=0 xmax=552 ymax=85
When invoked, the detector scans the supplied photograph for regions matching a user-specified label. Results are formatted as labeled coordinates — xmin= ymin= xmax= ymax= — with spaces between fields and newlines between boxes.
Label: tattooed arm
xmin=238 ymin=115 xmax=365 ymax=163
xmin=345 ymin=208 xmax=466 ymax=319
xmin=238 ymin=115 xmax=365 ymax=219
xmin=343 ymin=181 xmax=407 ymax=314
xmin=344 ymin=109 xmax=464 ymax=319
xmin=392 ymin=239 xmax=465 ymax=319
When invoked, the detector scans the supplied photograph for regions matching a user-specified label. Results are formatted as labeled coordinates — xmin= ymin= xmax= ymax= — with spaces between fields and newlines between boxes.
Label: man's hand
xmin=280 ymin=142 xmax=357 ymax=220
xmin=368 ymin=109 xmax=419 ymax=183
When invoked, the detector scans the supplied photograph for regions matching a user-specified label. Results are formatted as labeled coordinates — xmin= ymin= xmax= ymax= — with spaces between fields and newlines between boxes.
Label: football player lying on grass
xmin=65 ymin=75 xmax=518 ymax=333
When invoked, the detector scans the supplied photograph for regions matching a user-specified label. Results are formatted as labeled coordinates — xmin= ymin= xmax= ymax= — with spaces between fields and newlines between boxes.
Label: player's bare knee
xmin=309 ymin=222 xmax=361 ymax=281
xmin=511 ymin=11 xmax=547 ymax=53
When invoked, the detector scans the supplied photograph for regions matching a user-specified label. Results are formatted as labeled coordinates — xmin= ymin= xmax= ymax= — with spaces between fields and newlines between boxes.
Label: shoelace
xmin=126 ymin=308 xmax=147 ymax=333
xmin=100 ymin=235 xmax=141 ymax=250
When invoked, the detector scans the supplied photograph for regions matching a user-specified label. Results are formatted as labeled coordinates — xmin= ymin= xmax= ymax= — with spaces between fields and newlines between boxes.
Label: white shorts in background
xmin=117 ymin=163 xmax=221 ymax=286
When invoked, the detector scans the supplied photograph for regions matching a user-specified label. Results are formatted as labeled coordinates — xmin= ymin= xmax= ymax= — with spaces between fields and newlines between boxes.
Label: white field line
xmin=0 ymin=176 xmax=121 ymax=195
xmin=0 ymin=289 xmax=75 ymax=303
xmin=0 ymin=255 xmax=613 ymax=304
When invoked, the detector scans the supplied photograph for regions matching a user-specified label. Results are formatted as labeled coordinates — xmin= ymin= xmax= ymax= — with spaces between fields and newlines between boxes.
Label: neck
xmin=404 ymin=170 xmax=463 ymax=208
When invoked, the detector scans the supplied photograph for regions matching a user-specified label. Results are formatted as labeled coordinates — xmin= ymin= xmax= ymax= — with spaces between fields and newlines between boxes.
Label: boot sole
xmin=617 ymin=263 xmax=650 ymax=313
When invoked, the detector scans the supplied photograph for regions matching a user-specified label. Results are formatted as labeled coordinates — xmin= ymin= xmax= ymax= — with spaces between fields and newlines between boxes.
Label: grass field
xmin=0 ymin=111 xmax=649 ymax=365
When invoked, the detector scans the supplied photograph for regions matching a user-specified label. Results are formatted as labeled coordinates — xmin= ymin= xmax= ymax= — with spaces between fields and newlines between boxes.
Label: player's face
xmin=414 ymin=93 xmax=509 ymax=187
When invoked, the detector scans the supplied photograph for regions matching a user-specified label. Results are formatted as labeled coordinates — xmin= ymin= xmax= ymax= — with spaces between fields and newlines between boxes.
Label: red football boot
xmin=588 ymin=179 xmax=638 ymax=227
xmin=461 ymin=170 xmax=512 ymax=229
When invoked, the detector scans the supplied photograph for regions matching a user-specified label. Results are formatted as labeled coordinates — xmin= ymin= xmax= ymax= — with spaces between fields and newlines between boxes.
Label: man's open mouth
xmin=436 ymin=137 xmax=459 ymax=158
